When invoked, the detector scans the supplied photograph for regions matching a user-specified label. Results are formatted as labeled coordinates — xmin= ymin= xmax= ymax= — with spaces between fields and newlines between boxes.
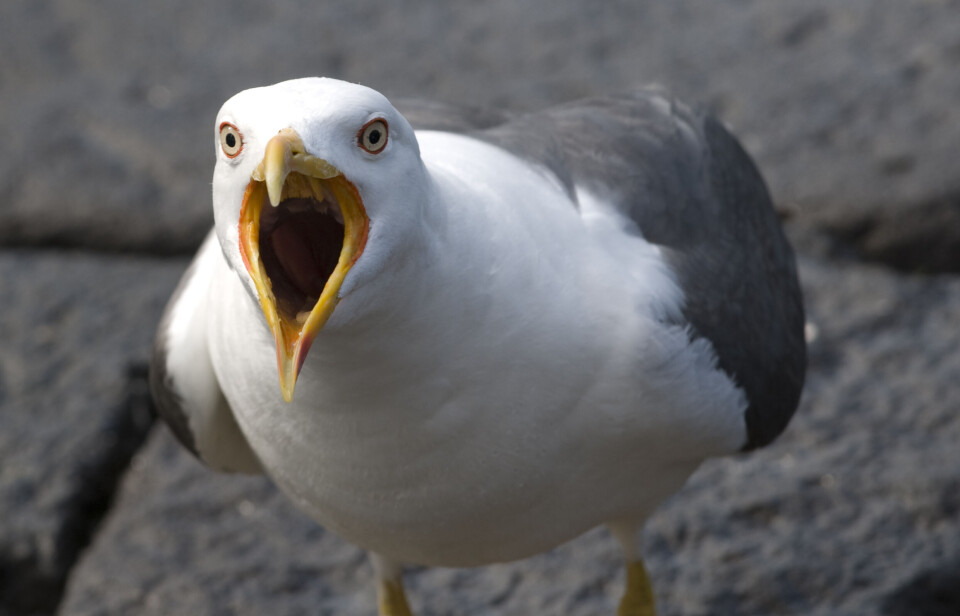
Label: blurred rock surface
xmin=1 ymin=0 xmax=958 ymax=614
xmin=57 ymin=258 xmax=960 ymax=615
xmin=0 ymin=254 xmax=183 ymax=614
xmin=1 ymin=1 xmax=959 ymax=270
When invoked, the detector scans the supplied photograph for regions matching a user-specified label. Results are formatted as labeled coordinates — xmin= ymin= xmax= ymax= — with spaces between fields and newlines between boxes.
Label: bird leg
xmin=608 ymin=521 xmax=656 ymax=616
xmin=372 ymin=553 xmax=414 ymax=616
xmin=377 ymin=578 xmax=414 ymax=616
xmin=617 ymin=560 xmax=656 ymax=616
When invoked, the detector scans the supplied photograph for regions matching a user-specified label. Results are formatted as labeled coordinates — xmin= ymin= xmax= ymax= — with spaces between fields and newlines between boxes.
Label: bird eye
xmin=219 ymin=122 xmax=243 ymax=158
xmin=358 ymin=118 xmax=388 ymax=154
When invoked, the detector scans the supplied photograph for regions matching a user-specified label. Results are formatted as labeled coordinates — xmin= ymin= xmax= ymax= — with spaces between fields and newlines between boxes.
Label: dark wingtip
xmin=739 ymin=358 xmax=807 ymax=451
xmin=149 ymin=329 xmax=201 ymax=458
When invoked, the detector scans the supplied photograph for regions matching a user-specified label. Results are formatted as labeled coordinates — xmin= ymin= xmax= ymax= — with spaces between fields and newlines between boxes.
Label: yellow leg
xmin=617 ymin=561 xmax=656 ymax=616
xmin=377 ymin=577 xmax=414 ymax=616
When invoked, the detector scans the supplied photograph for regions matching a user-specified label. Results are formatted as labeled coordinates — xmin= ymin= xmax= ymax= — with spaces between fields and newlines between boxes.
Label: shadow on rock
xmin=883 ymin=560 xmax=960 ymax=616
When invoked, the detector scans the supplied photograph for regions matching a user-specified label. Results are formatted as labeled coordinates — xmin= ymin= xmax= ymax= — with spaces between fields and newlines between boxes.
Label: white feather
xmin=200 ymin=82 xmax=748 ymax=565
xmin=162 ymin=231 xmax=261 ymax=473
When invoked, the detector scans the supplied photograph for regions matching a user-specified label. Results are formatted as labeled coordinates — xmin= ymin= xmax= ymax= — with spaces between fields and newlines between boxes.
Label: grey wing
xmin=474 ymin=89 xmax=806 ymax=451
xmin=150 ymin=232 xmax=263 ymax=472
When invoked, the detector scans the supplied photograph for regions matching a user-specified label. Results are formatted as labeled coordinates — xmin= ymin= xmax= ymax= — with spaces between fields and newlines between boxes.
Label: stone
xmin=56 ymin=428 xmax=664 ymax=615
xmin=647 ymin=257 xmax=960 ymax=615
xmin=59 ymin=257 xmax=960 ymax=614
xmin=0 ymin=252 xmax=185 ymax=614
xmin=57 ymin=431 xmax=376 ymax=616
xmin=2 ymin=1 xmax=959 ymax=267
xmin=2 ymin=1 xmax=959 ymax=613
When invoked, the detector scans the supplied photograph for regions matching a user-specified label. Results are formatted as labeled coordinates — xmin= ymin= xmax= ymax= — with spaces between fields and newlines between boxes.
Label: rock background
xmin=1 ymin=1 xmax=958 ymax=614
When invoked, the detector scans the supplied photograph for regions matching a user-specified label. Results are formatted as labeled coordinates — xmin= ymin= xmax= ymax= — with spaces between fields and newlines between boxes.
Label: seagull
xmin=150 ymin=77 xmax=805 ymax=616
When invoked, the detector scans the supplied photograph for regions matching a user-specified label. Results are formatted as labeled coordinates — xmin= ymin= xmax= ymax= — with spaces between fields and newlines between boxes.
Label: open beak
xmin=238 ymin=128 xmax=369 ymax=402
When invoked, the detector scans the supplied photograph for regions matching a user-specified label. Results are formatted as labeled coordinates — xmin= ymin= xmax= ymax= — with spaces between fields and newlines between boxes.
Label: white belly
xmin=206 ymin=218 xmax=744 ymax=566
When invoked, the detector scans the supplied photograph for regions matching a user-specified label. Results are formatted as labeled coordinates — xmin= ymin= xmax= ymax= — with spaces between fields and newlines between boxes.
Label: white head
xmin=211 ymin=77 xmax=429 ymax=400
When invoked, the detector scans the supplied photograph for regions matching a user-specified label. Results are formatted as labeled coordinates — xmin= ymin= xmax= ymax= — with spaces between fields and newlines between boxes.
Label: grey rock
xmin=58 ymin=257 xmax=960 ymax=615
xmin=2 ymin=0 xmax=960 ymax=269
xmin=648 ymin=257 xmax=960 ymax=615
xmin=57 ymin=430 xmax=377 ymax=616
xmin=56 ymin=430 xmax=629 ymax=616
xmin=818 ymin=196 xmax=960 ymax=274
xmin=0 ymin=252 xmax=184 ymax=614
xmin=3 ymin=1 xmax=959 ymax=614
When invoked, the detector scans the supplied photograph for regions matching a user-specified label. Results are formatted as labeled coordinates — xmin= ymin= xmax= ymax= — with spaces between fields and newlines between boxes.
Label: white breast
xmin=207 ymin=133 xmax=747 ymax=566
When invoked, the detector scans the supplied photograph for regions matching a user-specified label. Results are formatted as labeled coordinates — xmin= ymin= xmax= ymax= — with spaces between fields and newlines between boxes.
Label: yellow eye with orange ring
xmin=219 ymin=122 xmax=244 ymax=158
xmin=357 ymin=118 xmax=388 ymax=154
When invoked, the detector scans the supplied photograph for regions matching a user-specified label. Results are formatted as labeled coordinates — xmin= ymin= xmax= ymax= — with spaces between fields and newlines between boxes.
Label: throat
xmin=259 ymin=197 xmax=344 ymax=322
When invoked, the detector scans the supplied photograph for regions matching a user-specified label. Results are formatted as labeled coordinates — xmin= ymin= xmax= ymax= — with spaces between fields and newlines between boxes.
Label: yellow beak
xmin=238 ymin=129 xmax=369 ymax=402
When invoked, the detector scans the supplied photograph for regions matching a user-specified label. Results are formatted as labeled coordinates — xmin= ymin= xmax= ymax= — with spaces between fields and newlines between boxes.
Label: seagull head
xmin=212 ymin=78 xmax=427 ymax=402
